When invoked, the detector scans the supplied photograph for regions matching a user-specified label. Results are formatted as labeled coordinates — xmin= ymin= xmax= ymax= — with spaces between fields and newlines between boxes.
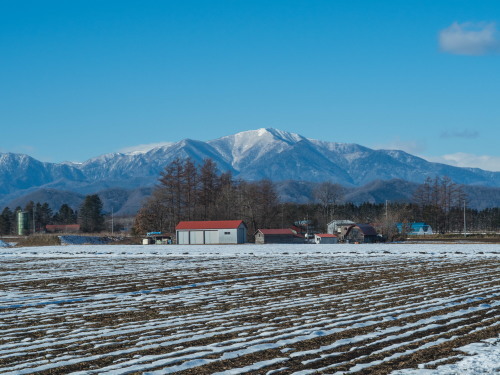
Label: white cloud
xmin=439 ymin=21 xmax=500 ymax=55
xmin=426 ymin=152 xmax=500 ymax=172
xmin=118 ymin=142 xmax=173 ymax=154
xmin=440 ymin=129 xmax=479 ymax=139
xmin=373 ymin=138 xmax=500 ymax=172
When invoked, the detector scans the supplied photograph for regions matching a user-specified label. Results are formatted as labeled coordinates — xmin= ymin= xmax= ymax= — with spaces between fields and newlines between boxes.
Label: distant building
xmin=293 ymin=220 xmax=315 ymax=240
xmin=327 ymin=220 xmax=355 ymax=236
xmin=396 ymin=222 xmax=433 ymax=235
xmin=314 ymin=233 xmax=338 ymax=244
xmin=142 ymin=232 xmax=172 ymax=245
xmin=255 ymin=229 xmax=304 ymax=244
xmin=290 ymin=225 xmax=305 ymax=236
xmin=344 ymin=224 xmax=378 ymax=243
xmin=45 ymin=224 xmax=80 ymax=233
xmin=176 ymin=220 xmax=247 ymax=245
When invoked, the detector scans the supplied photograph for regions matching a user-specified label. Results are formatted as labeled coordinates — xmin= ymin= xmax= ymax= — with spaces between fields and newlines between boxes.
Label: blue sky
xmin=1 ymin=0 xmax=500 ymax=170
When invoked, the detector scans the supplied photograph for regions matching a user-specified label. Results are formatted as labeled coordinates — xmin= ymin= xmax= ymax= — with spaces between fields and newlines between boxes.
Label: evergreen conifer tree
xmin=54 ymin=204 xmax=77 ymax=224
xmin=0 ymin=207 xmax=13 ymax=235
xmin=79 ymin=195 xmax=105 ymax=233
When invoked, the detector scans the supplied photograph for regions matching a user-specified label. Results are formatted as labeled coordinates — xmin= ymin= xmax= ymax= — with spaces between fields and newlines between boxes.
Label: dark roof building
xmin=344 ymin=224 xmax=378 ymax=243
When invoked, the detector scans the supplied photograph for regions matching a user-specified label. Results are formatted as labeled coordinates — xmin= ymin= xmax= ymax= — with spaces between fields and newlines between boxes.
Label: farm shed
xmin=255 ymin=229 xmax=304 ymax=244
xmin=142 ymin=232 xmax=172 ymax=245
xmin=176 ymin=220 xmax=247 ymax=245
xmin=314 ymin=233 xmax=338 ymax=244
xmin=344 ymin=224 xmax=378 ymax=243
xmin=396 ymin=222 xmax=433 ymax=235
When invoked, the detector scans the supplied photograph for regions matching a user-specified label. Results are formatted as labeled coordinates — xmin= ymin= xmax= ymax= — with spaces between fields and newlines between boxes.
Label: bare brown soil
xmin=14 ymin=234 xmax=61 ymax=247
xmin=0 ymin=254 xmax=498 ymax=374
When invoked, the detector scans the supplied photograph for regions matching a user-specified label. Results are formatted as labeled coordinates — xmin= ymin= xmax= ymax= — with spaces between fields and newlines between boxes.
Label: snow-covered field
xmin=0 ymin=244 xmax=498 ymax=374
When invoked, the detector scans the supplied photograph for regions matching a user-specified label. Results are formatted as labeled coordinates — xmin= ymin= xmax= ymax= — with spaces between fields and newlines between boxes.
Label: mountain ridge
xmin=2 ymin=128 xmax=500 ymax=210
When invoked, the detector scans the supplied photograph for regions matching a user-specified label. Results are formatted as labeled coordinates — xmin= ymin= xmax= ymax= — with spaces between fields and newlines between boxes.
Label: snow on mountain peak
xmin=255 ymin=128 xmax=305 ymax=143
xmin=257 ymin=128 xmax=268 ymax=137
xmin=208 ymin=128 xmax=307 ymax=168
xmin=119 ymin=142 xmax=174 ymax=155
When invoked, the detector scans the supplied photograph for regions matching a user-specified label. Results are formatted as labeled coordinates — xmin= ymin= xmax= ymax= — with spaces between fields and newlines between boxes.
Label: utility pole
xmin=33 ymin=204 xmax=36 ymax=235
xmin=385 ymin=200 xmax=389 ymax=235
xmin=111 ymin=207 xmax=114 ymax=235
xmin=281 ymin=204 xmax=284 ymax=229
xmin=463 ymin=200 xmax=466 ymax=238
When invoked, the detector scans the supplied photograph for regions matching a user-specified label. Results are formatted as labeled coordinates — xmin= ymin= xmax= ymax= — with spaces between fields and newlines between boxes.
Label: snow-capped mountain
xmin=2 ymin=128 xmax=500 ymax=207
xmin=0 ymin=153 xmax=85 ymax=195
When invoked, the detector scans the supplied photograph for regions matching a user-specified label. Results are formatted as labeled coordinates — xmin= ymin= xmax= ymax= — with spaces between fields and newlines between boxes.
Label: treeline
xmin=133 ymin=158 xmax=280 ymax=237
xmin=0 ymin=195 xmax=106 ymax=235
xmin=0 ymin=202 xmax=76 ymax=235
xmin=134 ymin=159 xmax=500 ymax=239
xmin=3 ymin=158 xmax=500 ymax=238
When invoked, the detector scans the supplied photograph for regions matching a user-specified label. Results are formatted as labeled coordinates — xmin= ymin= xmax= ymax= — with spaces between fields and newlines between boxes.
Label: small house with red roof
xmin=255 ymin=229 xmax=305 ymax=244
xmin=314 ymin=233 xmax=338 ymax=244
xmin=175 ymin=220 xmax=247 ymax=244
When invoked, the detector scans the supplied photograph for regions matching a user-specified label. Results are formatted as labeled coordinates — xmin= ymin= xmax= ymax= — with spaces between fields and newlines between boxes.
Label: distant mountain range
xmin=2 ymin=128 xmax=500 ymax=213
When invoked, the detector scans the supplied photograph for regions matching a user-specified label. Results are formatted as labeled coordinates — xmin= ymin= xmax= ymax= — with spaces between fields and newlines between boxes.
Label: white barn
xmin=176 ymin=220 xmax=247 ymax=245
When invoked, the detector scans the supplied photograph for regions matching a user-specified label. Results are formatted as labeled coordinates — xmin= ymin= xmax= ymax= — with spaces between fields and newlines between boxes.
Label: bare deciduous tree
xmin=313 ymin=182 xmax=345 ymax=230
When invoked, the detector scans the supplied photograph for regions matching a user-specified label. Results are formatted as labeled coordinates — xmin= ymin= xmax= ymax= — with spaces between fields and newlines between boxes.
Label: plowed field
xmin=0 ymin=244 xmax=498 ymax=374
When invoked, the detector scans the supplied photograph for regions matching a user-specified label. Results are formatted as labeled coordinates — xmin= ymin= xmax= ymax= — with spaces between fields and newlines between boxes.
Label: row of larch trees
xmin=133 ymin=158 xmax=280 ymax=237
xmin=412 ymin=176 xmax=467 ymax=233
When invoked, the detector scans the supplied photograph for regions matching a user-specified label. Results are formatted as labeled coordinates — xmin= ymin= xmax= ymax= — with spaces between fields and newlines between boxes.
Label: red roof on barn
xmin=176 ymin=220 xmax=245 ymax=230
xmin=45 ymin=224 xmax=80 ymax=232
xmin=257 ymin=229 xmax=295 ymax=235
xmin=316 ymin=233 xmax=337 ymax=238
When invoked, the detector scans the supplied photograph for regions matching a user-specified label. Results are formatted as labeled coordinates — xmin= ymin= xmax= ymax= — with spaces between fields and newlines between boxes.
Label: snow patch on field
xmin=1 ymin=242 xmax=500 ymax=258
xmin=392 ymin=335 xmax=500 ymax=374
xmin=0 ymin=243 xmax=498 ymax=374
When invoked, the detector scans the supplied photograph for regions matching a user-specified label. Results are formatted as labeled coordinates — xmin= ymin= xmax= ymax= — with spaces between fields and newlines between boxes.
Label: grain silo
xmin=17 ymin=211 xmax=29 ymax=235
